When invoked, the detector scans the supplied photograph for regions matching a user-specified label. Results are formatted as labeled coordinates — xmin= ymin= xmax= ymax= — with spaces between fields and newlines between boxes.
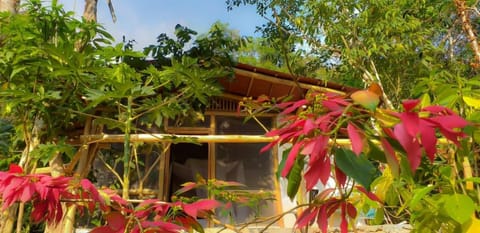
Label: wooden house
xmin=74 ymin=63 xmax=357 ymax=229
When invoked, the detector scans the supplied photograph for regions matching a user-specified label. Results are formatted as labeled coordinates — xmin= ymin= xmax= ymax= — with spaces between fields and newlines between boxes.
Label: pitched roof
xmin=219 ymin=63 xmax=358 ymax=100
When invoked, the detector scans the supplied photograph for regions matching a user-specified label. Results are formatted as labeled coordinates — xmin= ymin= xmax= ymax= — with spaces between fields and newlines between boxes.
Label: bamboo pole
xmin=81 ymin=133 xmax=276 ymax=143
xmin=79 ymin=133 xmax=453 ymax=145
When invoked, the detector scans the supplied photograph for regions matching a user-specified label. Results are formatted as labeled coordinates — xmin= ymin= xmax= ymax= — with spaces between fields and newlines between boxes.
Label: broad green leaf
xmin=441 ymin=194 xmax=475 ymax=224
xmin=367 ymin=140 xmax=387 ymax=163
xmin=334 ymin=148 xmax=379 ymax=190
xmin=286 ymin=156 xmax=304 ymax=201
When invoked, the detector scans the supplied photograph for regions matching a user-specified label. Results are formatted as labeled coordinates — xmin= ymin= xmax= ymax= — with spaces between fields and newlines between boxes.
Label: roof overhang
xmin=218 ymin=63 xmax=358 ymax=101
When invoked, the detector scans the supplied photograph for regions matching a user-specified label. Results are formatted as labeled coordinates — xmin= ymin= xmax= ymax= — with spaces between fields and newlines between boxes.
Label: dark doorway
xmin=168 ymin=143 xmax=209 ymax=200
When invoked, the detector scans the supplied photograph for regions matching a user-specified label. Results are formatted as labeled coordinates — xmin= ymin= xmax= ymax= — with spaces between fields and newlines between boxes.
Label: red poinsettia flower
xmin=391 ymin=99 xmax=468 ymax=171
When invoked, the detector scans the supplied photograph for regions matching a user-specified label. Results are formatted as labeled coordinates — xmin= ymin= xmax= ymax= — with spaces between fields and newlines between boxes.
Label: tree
xmin=0 ymin=0 xmax=246 ymax=232
xmin=0 ymin=0 xmax=19 ymax=14
xmin=236 ymin=37 xmax=330 ymax=79
xmin=83 ymin=0 xmax=116 ymax=22
xmin=230 ymin=0 xmax=480 ymax=232
xmin=227 ymin=0 xmax=479 ymax=106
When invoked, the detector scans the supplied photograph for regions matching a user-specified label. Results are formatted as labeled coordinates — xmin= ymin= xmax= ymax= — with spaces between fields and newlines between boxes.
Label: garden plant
xmin=0 ymin=1 xmax=480 ymax=233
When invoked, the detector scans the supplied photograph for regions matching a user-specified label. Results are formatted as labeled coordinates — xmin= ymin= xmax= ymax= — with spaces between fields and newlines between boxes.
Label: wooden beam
xmin=234 ymin=68 xmax=346 ymax=95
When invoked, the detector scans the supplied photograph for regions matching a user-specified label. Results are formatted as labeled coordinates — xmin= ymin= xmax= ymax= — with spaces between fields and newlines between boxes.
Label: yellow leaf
xmin=372 ymin=167 xmax=393 ymax=202
xmin=466 ymin=216 xmax=480 ymax=233
xmin=375 ymin=108 xmax=399 ymax=127
xmin=419 ymin=93 xmax=431 ymax=109
xmin=463 ymin=96 xmax=480 ymax=108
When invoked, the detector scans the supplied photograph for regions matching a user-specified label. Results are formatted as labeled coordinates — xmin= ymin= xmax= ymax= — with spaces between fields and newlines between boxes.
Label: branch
xmin=454 ymin=0 xmax=480 ymax=69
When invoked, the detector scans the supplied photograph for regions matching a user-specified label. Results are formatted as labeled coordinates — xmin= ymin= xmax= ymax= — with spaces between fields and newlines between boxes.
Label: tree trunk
xmin=0 ymin=0 xmax=19 ymax=14
xmin=454 ymin=0 xmax=480 ymax=69
xmin=83 ymin=0 xmax=98 ymax=22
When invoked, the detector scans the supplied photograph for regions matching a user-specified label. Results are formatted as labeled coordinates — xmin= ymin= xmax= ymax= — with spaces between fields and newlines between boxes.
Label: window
xmin=166 ymin=114 xmax=278 ymax=225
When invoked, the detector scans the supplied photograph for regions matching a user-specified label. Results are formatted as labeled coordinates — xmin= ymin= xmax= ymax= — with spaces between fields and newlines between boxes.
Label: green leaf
xmin=441 ymin=194 xmax=475 ymax=224
xmin=277 ymin=148 xmax=289 ymax=179
xmin=408 ymin=185 xmax=434 ymax=209
xmin=334 ymin=148 xmax=379 ymax=190
xmin=366 ymin=140 xmax=386 ymax=163
xmin=286 ymin=156 xmax=304 ymax=201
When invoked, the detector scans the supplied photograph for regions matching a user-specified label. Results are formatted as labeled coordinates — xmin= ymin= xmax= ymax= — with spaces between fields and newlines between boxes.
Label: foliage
xmin=241 ymin=85 xmax=472 ymax=232
xmin=138 ymin=21 xmax=246 ymax=69
xmin=227 ymin=0 xmax=479 ymax=103
xmin=230 ymin=0 xmax=480 ymax=232
xmin=0 ymin=164 xmax=221 ymax=233
xmin=174 ymin=175 xmax=275 ymax=223
xmin=0 ymin=1 xmax=247 ymax=232
xmin=0 ymin=0 xmax=114 ymax=141
xmin=236 ymin=37 xmax=327 ymax=78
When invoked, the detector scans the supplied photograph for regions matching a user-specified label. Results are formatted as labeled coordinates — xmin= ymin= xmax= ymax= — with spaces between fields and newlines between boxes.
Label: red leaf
xmin=303 ymin=119 xmax=316 ymax=135
xmin=182 ymin=199 xmax=220 ymax=219
xmin=20 ymin=183 xmax=35 ymax=202
xmin=317 ymin=205 xmax=328 ymax=233
xmin=307 ymin=136 xmax=329 ymax=161
xmin=105 ymin=212 xmax=127 ymax=231
xmin=402 ymin=99 xmax=420 ymax=112
xmin=8 ymin=164 xmax=23 ymax=174
xmin=394 ymin=123 xmax=422 ymax=171
xmin=175 ymin=182 xmax=197 ymax=195
xmin=90 ymin=226 xmax=117 ymax=233
xmin=80 ymin=179 xmax=103 ymax=209
xmin=317 ymin=188 xmax=335 ymax=201
xmin=420 ymin=124 xmax=437 ymax=162
xmin=422 ymin=105 xmax=452 ymax=114
xmin=304 ymin=155 xmax=330 ymax=190
xmin=340 ymin=203 xmax=348 ymax=233
xmin=346 ymin=202 xmax=357 ymax=219
xmin=296 ymin=207 xmax=318 ymax=228
xmin=281 ymin=99 xmax=308 ymax=115
xmin=141 ymin=221 xmax=184 ymax=233
xmin=260 ymin=141 xmax=278 ymax=153
xmin=356 ymin=186 xmax=382 ymax=203
xmin=399 ymin=112 xmax=420 ymax=137
xmin=31 ymin=201 xmax=48 ymax=223
xmin=281 ymin=142 xmax=303 ymax=177
xmin=322 ymin=96 xmax=348 ymax=111
xmin=347 ymin=123 xmax=363 ymax=156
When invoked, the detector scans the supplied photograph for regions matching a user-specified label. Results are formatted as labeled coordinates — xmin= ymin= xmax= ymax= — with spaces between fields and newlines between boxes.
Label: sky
xmin=56 ymin=1 xmax=266 ymax=50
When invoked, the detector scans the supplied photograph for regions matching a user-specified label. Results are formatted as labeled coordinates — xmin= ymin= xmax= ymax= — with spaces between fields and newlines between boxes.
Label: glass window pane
xmin=216 ymin=116 xmax=272 ymax=135
xmin=215 ymin=143 xmax=274 ymax=189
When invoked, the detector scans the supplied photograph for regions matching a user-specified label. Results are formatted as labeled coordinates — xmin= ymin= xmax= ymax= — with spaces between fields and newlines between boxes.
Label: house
xmin=77 ymin=63 xmax=357 ymax=229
